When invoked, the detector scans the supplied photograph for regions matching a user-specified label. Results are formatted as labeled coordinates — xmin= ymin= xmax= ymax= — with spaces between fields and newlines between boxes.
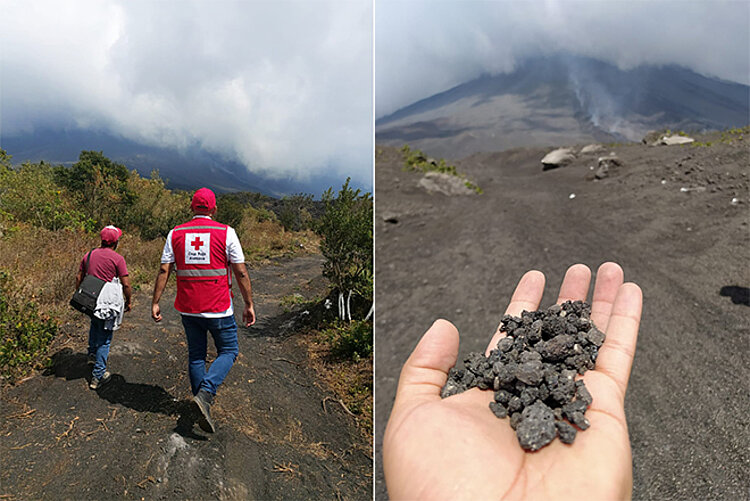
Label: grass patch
xmin=300 ymin=329 xmax=373 ymax=443
xmin=0 ymin=271 xmax=58 ymax=382
xmin=321 ymin=319 xmax=373 ymax=362
xmin=718 ymin=126 xmax=749 ymax=144
xmin=280 ymin=293 xmax=316 ymax=313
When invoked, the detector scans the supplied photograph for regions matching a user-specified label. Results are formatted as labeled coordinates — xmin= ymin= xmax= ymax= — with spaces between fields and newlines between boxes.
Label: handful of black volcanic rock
xmin=440 ymin=300 xmax=605 ymax=451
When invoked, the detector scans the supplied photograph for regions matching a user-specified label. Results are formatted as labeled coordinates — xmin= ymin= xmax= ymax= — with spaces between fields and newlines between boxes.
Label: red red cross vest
xmin=171 ymin=218 xmax=232 ymax=314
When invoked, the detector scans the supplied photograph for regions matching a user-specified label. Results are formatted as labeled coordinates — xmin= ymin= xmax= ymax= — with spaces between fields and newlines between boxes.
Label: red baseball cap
xmin=100 ymin=225 xmax=122 ymax=244
xmin=191 ymin=187 xmax=216 ymax=212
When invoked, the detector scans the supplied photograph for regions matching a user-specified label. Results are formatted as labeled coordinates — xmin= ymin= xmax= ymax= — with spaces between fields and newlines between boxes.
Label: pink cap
xmin=191 ymin=187 xmax=216 ymax=212
xmin=100 ymin=225 xmax=122 ymax=244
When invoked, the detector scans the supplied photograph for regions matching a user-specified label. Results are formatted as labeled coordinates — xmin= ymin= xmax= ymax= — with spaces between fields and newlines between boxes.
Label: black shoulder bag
xmin=70 ymin=249 xmax=107 ymax=317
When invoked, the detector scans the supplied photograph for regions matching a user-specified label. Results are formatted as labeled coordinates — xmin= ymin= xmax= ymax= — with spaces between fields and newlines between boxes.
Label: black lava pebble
xmin=440 ymin=300 xmax=605 ymax=451
xmin=516 ymin=401 xmax=557 ymax=451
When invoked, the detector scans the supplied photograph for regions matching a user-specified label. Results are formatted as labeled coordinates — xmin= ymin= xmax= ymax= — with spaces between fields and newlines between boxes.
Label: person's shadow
xmin=719 ymin=285 xmax=750 ymax=306
xmin=44 ymin=348 xmax=205 ymax=439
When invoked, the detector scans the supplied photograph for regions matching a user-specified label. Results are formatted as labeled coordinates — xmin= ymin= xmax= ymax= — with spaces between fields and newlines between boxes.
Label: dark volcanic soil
xmin=1 ymin=255 xmax=371 ymax=500
xmin=374 ymin=131 xmax=749 ymax=500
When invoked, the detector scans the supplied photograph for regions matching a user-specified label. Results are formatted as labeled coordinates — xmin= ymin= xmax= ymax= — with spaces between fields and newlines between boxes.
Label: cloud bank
xmin=376 ymin=0 xmax=749 ymax=117
xmin=1 ymin=0 xmax=373 ymax=188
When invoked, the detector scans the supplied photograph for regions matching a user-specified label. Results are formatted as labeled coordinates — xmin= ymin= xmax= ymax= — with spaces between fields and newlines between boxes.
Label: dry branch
xmin=272 ymin=357 xmax=301 ymax=365
xmin=56 ymin=417 xmax=79 ymax=441
xmin=7 ymin=408 xmax=36 ymax=419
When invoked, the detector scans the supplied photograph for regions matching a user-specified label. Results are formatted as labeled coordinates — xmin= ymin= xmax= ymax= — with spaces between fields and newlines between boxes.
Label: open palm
xmin=384 ymin=263 xmax=642 ymax=500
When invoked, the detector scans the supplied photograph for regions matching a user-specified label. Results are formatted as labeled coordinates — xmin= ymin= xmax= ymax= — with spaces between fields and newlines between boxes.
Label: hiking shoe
xmin=90 ymin=371 xmax=111 ymax=390
xmin=193 ymin=389 xmax=216 ymax=433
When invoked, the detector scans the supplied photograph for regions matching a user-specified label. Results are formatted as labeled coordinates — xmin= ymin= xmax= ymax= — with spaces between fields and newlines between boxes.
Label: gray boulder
xmin=594 ymin=155 xmax=622 ymax=179
xmin=660 ymin=135 xmax=695 ymax=145
xmin=418 ymin=172 xmax=476 ymax=196
xmin=642 ymin=130 xmax=664 ymax=145
xmin=541 ymin=148 xmax=576 ymax=170
xmin=580 ymin=144 xmax=603 ymax=154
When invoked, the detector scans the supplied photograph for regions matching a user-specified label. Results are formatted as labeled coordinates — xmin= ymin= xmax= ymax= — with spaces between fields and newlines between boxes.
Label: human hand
xmin=383 ymin=262 xmax=642 ymax=501
xmin=124 ymin=301 xmax=131 ymax=313
xmin=243 ymin=303 xmax=256 ymax=327
xmin=151 ymin=303 xmax=162 ymax=322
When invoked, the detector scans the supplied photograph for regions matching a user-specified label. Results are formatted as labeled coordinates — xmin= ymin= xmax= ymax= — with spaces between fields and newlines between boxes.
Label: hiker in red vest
xmin=151 ymin=187 xmax=256 ymax=433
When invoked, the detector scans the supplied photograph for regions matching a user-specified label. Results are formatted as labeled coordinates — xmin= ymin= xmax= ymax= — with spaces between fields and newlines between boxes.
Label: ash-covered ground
xmin=374 ymin=130 xmax=749 ymax=500
xmin=1 ymin=255 xmax=371 ymax=501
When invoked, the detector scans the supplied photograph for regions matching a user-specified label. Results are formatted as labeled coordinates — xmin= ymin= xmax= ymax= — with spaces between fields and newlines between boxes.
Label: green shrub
xmin=53 ymin=151 xmax=135 ymax=227
xmin=322 ymin=319 xmax=372 ymax=361
xmin=0 ymin=157 xmax=95 ymax=232
xmin=0 ymin=271 xmax=58 ymax=381
xmin=279 ymin=193 xmax=314 ymax=232
xmin=216 ymin=194 xmax=245 ymax=229
xmin=280 ymin=293 xmax=312 ymax=313
xmin=122 ymin=171 xmax=191 ymax=239
xmin=246 ymin=205 xmax=276 ymax=223
xmin=316 ymin=179 xmax=373 ymax=319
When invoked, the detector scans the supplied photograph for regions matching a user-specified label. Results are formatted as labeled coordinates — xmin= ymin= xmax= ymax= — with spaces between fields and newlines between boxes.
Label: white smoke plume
xmin=376 ymin=0 xmax=749 ymax=118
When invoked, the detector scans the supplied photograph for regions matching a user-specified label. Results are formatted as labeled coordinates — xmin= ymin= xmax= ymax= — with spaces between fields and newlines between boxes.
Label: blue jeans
xmin=181 ymin=315 xmax=239 ymax=396
xmin=88 ymin=317 xmax=113 ymax=379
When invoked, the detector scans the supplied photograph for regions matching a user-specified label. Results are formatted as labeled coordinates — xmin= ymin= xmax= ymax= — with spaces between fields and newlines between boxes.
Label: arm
xmin=151 ymin=263 xmax=173 ymax=322
xmin=120 ymin=275 xmax=132 ymax=312
xmin=75 ymin=267 xmax=84 ymax=289
xmin=231 ymin=262 xmax=256 ymax=327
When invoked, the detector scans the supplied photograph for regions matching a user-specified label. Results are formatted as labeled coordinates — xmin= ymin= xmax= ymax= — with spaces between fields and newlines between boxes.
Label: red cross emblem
xmin=190 ymin=236 xmax=204 ymax=250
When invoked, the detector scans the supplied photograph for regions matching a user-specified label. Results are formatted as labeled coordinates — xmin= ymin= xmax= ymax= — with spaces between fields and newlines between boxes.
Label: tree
xmin=316 ymin=178 xmax=372 ymax=321
xmin=0 ymin=160 xmax=93 ymax=231
xmin=216 ymin=194 xmax=245 ymax=229
xmin=124 ymin=170 xmax=191 ymax=239
xmin=53 ymin=151 xmax=135 ymax=226
xmin=0 ymin=148 xmax=12 ymax=170
xmin=279 ymin=193 xmax=314 ymax=232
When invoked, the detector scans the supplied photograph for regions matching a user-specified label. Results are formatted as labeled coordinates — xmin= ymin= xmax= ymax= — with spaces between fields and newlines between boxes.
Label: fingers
xmin=151 ymin=304 xmax=162 ymax=322
xmin=556 ymin=264 xmax=592 ymax=304
xmin=590 ymin=262 xmax=624 ymax=331
xmin=394 ymin=319 xmax=460 ymax=407
xmin=486 ymin=270 xmax=545 ymax=354
xmin=594 ymin=282 xmax=643 ymax=400
xmin=245 ymin=306 xmax=256 ymax=327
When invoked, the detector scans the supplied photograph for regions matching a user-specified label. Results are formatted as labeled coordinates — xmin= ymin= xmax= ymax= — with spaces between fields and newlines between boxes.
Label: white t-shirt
xmin=161 ymin=216 xmax=245 ymax=318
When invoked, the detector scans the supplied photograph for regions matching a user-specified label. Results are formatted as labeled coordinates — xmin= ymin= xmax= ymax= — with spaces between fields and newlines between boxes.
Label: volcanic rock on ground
xmin=418 ymin=171 xmax=476 ymax=196
xmin=541 ymin=148 xmax=576 ymax=170
xmin=580 ymin=144 xmax=604 ymax=154
xmin=660 ymin=135 xmax=695 ymax=145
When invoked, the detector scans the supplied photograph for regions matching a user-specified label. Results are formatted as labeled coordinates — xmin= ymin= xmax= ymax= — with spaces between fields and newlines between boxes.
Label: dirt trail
xmin=374 ymin=134 xmax=749 ymax=500
xmin=1 ymin=254 xmax=371 ymax=500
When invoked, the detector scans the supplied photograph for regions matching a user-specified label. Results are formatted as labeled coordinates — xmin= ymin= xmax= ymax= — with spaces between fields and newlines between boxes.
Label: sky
xmin=376 ymin=0 xmax=750 ymax=118
xmin=0 ymin=0 xmax=373 ymax=190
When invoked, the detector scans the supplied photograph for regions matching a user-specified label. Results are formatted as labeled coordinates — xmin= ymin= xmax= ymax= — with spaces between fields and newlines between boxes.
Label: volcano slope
xmin=374 ymin=130 xmax=749 ymax=500
xmin=1 ymin=255 xmax=371 ymax=500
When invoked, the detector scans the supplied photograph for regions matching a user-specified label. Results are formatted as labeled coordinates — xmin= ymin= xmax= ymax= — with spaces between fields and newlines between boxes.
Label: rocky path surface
xmin=1 ymin=254 xmax=371 ymax=500
xmin=374 ymin=134 xmax=749 ymax=500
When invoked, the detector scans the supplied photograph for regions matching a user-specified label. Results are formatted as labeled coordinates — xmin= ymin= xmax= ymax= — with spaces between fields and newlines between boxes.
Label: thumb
xmin=393 ymin=319 xmax=460 ymax=410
